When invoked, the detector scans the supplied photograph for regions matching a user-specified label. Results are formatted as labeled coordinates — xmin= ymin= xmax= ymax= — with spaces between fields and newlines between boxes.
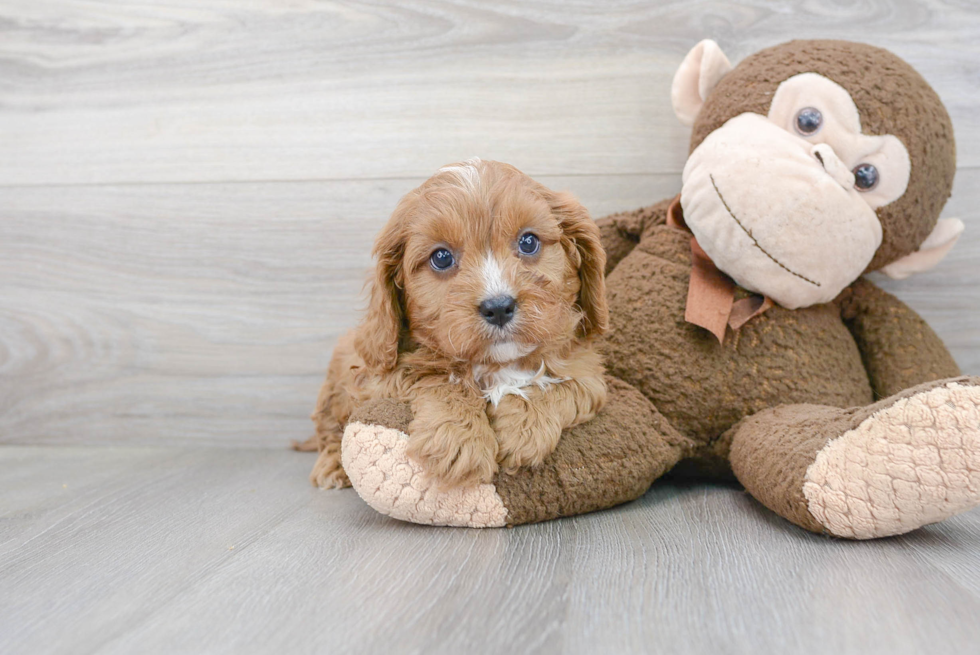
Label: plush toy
xmin=336 ymin=39 xmax=980 ymax=539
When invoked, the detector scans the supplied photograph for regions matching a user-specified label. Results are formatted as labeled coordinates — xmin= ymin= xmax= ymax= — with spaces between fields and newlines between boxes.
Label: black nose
xmin=479 ymin=295 xmax=517 ymax=328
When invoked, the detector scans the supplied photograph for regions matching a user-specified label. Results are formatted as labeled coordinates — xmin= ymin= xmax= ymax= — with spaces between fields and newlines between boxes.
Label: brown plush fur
xmin=301 ymin=160 xmax=608 ymax=489
xmin=691 ymin=40 xmax=956 ymax=272
xmin=336 ymin=41 xmax=975 ymax=536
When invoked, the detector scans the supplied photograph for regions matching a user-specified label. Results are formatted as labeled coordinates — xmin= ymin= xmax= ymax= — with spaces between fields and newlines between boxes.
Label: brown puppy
xmin=301 ymin=158 xmax=608 ymax=489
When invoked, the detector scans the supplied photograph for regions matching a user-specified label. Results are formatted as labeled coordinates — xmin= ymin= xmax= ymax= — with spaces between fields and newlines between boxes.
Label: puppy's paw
xmin=406 ymin=417 xmax=499 ymax=489
xmin=490 ymin=395 xmax=562 ymax=473
xmin=310 ymin=443 xmax=351 ymax=489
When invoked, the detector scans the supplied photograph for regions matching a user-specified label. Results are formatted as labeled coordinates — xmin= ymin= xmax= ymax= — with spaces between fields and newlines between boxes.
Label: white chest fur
xmin=472 ymin=364 xmax=565 ymax=407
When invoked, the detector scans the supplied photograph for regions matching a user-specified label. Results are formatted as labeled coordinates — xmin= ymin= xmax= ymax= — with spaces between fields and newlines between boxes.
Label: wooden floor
xmin=2 ymin=1 xmax=980 ymax=653
xmin=3 ymin=446 xmax=980 ymax=655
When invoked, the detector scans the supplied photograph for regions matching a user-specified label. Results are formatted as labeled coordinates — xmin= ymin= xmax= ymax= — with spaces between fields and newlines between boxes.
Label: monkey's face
xmin=671 ymin=40 xmax=961 ymax=309
xmin=682 ymin=73 xmax=911 ymax=308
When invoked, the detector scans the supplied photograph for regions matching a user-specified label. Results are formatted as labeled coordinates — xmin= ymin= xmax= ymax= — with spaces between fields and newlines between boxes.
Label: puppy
xmin=300 ymin=158 xmax=608 ymax=489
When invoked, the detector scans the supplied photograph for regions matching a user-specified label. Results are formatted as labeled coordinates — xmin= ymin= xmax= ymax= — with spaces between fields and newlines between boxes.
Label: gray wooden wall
xmin=1 ymin=0 xmax=978 ymax=448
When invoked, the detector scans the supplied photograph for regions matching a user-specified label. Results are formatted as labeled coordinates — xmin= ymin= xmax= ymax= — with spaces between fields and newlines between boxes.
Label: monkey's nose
xmin=479 ymin=295 xmax=517 ymax=328
xmin=811 ymin=143 xmax=855 ymax=189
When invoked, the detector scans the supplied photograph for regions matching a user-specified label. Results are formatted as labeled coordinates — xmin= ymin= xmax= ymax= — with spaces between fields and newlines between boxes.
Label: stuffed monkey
xmin=335 ymin=40 xmax=980 ymax=539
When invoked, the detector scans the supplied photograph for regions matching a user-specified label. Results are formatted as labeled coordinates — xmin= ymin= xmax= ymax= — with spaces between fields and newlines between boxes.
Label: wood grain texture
xmin=2 ymin=3 xmax=979 ymax=653
xmin=0 ymin=174 xmax=684 ymax=447
xmin=0 ymin=0 xmax=979 ymax=186
xmin=1 ymin=446 xmax=980 ymax=655
xmin=1 ymin=0 xmax=978 ymax=451
xmin=1 ymin=170 xmax=977 ymax=448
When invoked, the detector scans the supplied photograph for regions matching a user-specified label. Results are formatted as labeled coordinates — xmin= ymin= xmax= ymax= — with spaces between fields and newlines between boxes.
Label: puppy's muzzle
xmin=479 ymin=295 xmax=517 ymax=328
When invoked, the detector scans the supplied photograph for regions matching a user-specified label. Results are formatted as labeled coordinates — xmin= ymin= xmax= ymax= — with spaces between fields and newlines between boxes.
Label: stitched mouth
xmin=708 ymin=174 xmax=821 ymax=288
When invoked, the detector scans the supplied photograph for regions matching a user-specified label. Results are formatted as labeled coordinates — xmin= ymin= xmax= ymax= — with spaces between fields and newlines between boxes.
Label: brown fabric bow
xmin=666 ymin=195 xmax=773 ymax=344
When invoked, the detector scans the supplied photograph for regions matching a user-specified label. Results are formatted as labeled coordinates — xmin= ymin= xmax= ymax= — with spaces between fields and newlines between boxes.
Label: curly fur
xmin=297 ymin=159 xmax=608 ymax=488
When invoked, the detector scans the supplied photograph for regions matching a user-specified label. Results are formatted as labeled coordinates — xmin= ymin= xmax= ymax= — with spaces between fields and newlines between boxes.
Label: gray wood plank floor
xmin=2 ymin=1 xmax=980 ymax=653
xmin=2 ymin=445 xmax=980 ymax=655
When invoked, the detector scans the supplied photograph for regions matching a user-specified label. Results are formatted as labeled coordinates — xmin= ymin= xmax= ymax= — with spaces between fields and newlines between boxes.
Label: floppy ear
xmin=671 ymin=39 xmax=733 ymax=126
xmin=354 ymin=207 xmax=408 ymax=372
xmin=880 ymin=218 xmax=964 ymax=280
xmin=550 ymin=191 xmax=609 ymax=338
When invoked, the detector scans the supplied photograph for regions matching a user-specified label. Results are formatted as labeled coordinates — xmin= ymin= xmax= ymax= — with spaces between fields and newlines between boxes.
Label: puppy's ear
xmin=355 ymin=203 xmax=409 ymax=372
xmin=550 ymin=191 xmax=609 ymax=337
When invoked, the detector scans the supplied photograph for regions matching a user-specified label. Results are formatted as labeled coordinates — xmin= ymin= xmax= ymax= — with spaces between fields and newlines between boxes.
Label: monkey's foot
xmin=804 ymin=380 xmax=980 ymax=539
xmin=342 ymin=421 xmax=508 ymax=528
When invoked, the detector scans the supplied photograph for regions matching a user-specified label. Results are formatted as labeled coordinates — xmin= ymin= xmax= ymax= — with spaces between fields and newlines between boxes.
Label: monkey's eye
xmin=795 ymin=107 xmax=823 ymax=135
xmin=517 ymin=233 xmax=540 ymax=256
xmin=429 ymin=248 xmax=455 ymax=271
xmin=853 ymin=163 xmax=879 ymax=191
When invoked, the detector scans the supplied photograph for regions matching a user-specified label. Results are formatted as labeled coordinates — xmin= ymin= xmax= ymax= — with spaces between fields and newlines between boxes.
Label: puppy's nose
xmin=479 ymin=295 xmax=517 ymax=328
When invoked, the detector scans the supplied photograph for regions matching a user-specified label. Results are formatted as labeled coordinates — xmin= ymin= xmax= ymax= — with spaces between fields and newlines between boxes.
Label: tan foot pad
xmin=804 ymin=382 xmax=980 ymax=539
xmin=341 ymin=422 xmax=508 ymax=528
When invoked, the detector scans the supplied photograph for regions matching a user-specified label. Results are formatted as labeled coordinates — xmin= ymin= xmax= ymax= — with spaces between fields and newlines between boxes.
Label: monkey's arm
xmin=596 ymin=197 xmax=672 ymax=275
xmin=840 ymin=277 xmax=960 ymax=399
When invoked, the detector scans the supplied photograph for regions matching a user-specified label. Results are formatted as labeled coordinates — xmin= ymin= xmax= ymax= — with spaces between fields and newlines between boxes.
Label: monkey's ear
xmin=671 ymin=39 xmax=733 ymax=126
xmin=880 ymin=218 xmax=964 ymax=280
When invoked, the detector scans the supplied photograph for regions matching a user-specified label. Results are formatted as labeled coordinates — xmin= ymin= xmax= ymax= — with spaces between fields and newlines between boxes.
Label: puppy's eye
xmin=517 ymin=233 xmax=540 ymax=256
xmin=795 ymin=107 xmax=823 ymax=135
xmin=429 ymin=248 xmax=455 ymax=271
xmin=853 ymin=163 xmax=879 ymax=191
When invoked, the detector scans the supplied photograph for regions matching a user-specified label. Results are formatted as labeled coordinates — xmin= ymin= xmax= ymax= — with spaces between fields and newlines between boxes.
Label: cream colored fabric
xmin=679 ymin=70 xmax=932 ymax=310
xmin=342 ymin=422 xmax=508 ymax=528
xmin=881 ymin=217 xmax=965 ymax=280
xmin=804 ymin=382 xmax=980 ymax=539
xmin=671 ymin=39 xmax=732 ymax=126
xmin=682 ymin=113 xmax=883 ymax=308
xmin=767 ymin=73 xmax=911 ymax=211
